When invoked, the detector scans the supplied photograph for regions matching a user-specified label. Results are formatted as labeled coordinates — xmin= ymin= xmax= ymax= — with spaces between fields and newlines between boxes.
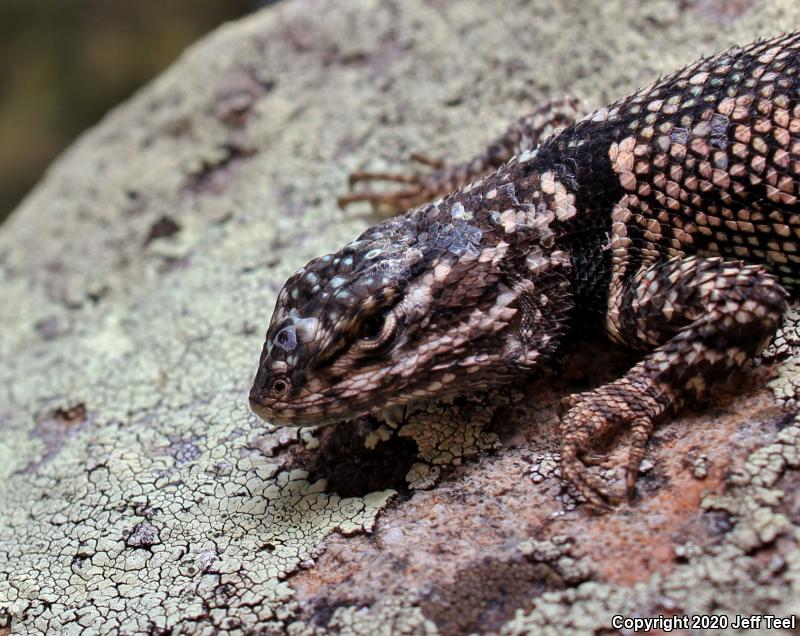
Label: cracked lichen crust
xmin=2 ymin=0 xmax=800 ymax=635
xmin=0 ymin=400 xmax=392 ymax=634
xmin=396 ymin=395 xmax=504 ymax=469
xmin=500 ymin=413 xmax=800 ymax=636
xmin=289 ymin=600 xmax=439 ymax=636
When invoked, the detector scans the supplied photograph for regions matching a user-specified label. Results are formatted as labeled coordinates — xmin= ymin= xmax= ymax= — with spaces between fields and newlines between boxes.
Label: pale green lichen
xmin=397 ymin=394 xmax=504 ymax=468
xmin=404 ymin=463 xmax=441 ymax=490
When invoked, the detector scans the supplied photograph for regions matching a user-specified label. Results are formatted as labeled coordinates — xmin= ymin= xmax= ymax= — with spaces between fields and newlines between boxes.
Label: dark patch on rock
xmin=167 ymin=435 xmax=203 ymax=466
xmin=144 ymin=215 xmax=182 ymax=246
xmin=209 ymin=461 xmax=234 ymax=479
xmin=290 ymin=419 xmax=417 ymax=498
xmin=418 ymin=556 xmax=565 ymax=636
xmin=125 ymin=522 xmax=161 ymax=549
xmin=238 ymin=321 xmax=258 ymax=336
xmin=214 ymin=69 xmax=274 ymax=128
xmin=672 ymin=507 xmax=737 ymax=559
xmin=777 ymin=470 xmax=800 ymax=526
xmin=222 ymin=427 xmax=248 ymax=442
xmin=34 ymin=315 xmax=70 ymax=340
xmin=157 ymin=254 xmax=192 ymax=275
xmin=702 ymin=509 xmax=735 ymax=537
xmin=16 ymin=404 xmax=90 ymax=474
xmin=158 ymin=115 xmax=195 ymax=140
xmin=633 ymin=456 xmax=668 ymax=499
xmin=86 ymin=285 xmax=110 ymax=305
xmin=53 ymin=404 xmax=87 ymax=427
xmin=123 ymin=188 xmax=149 ymax=216
xmin=309 ymin=599 xmax=364 ymax=628
xmin=182 ymin=143 xmax=255 ymax=196
xmin=775 ymin=411 xmax=797 ymax=431
xmin=673 ymin=0 xmax=759 ymax=23
xmin=70 ymin=554 xmax=88 ymax=572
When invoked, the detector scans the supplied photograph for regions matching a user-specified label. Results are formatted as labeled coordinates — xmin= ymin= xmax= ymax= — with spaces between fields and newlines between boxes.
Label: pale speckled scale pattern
xmin=251 ymin=32 xmax=800 ymax=508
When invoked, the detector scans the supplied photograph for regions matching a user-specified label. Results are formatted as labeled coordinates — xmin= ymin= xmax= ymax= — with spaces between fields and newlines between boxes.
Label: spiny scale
xmin=251 ymin=32 xmax=799 ymax=508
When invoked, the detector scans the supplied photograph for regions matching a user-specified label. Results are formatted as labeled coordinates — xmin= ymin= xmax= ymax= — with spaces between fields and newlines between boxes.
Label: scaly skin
xmin=250 ymin=32 xmax=799 ymax=508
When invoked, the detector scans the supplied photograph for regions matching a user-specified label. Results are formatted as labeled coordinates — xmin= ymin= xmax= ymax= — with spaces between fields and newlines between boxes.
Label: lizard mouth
xmin=248 ymin=396 xmax=279 ymax=423
xmin=248 ymin=392 xmax=357 ymax=427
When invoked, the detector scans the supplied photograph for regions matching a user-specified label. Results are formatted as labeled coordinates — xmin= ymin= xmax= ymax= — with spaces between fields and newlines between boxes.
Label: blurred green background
xmin=0 ymin=0 xmax=262 ymax=224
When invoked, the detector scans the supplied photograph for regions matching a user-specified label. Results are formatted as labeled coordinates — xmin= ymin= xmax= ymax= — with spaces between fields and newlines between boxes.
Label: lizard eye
xmin=270 ymin=376 xmax=291 ymax=398
xmin=360 ymin=317 xmax=384 ymax=340
xmin=355 ymin=311 xmax=397 ymax=351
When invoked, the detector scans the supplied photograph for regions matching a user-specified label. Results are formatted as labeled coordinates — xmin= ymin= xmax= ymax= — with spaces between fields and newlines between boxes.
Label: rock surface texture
xmin=2 ymin=1 xmax=800 ymax=634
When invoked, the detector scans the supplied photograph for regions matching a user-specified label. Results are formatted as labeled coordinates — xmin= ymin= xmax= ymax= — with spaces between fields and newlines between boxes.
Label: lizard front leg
xmin=560 ymin=255 xmax=788 ymax=508
xmin=339 ymin=97 xmax=580 ymax=214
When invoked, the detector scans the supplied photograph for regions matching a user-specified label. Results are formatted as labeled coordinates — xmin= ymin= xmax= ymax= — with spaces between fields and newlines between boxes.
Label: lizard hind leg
xmin=338 ymin=96 xmax=581 ymax=215
xmin=560 ymin=255 xmax=788 ymax=509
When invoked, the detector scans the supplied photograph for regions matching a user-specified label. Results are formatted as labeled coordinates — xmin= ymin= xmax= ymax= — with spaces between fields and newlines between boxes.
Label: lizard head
xmin=249 ymin=192 xmax=572 ymax=426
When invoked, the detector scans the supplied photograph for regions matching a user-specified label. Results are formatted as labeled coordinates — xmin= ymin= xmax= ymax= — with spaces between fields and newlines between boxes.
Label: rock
xmin=2 ymin=1 xmax=800 ymax=634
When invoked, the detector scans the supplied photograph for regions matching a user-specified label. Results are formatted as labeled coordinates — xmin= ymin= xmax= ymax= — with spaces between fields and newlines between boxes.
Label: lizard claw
xmin=337 ymin=187 xmax=426 ymax=215
xmin=579 ymin=450 xmax=609 ymax=466
xmin=624 ymin=415 xmax=655 ymax=499
xmin=348 ymin=170 xmax=422 ymax=187
xmin=408 ymin=152 xmax=445 ymax=169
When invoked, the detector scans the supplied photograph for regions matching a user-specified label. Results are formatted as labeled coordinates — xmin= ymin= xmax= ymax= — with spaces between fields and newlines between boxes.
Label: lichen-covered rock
xmin=2 ymin=1 xmax=800 ymax=635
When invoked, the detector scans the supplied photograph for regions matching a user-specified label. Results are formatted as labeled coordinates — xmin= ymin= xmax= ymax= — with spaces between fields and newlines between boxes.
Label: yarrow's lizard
xmin=250 ymin=32 xmax=799 ymax=508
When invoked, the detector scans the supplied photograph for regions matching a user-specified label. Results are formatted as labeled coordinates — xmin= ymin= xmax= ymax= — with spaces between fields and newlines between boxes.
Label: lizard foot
xmin=338 ymin=97 xmax=582 ymax=214
xmin=338 ymin=154 xmax=450 ymax=215
xmin=559 ymin=381 xmax=661 ymax=510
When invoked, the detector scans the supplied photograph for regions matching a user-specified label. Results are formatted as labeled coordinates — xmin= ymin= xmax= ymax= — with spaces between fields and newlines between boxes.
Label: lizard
xmin=249 ymin=31 xmax=800 ymax=508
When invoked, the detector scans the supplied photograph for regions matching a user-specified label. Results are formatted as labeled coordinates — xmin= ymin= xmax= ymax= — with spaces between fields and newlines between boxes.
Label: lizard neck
xmin=536 ymin=121 xmax=627 ymax=333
